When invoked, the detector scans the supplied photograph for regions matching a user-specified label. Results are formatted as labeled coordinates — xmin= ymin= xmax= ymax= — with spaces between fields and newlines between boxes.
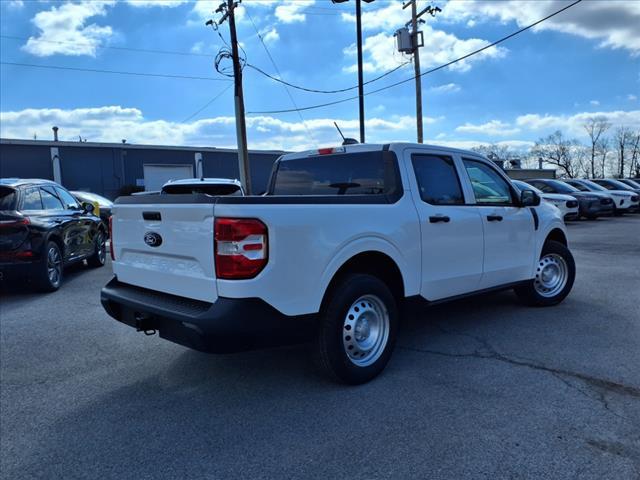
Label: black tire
xmin=514 ymin=240 xmax=575 ymax=307
xmin=86 ymin=231 xmax=106 ymax=268
xmin=313 ymin=273 xmax=398 ymax=385
xmin=34 ymin=241 xmax=63 ymax=292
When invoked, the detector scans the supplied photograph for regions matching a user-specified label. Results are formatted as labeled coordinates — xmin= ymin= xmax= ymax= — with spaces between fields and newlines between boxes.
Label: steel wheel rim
xmin=47 ymin=246 xmax=62 ymax=286
xmin=97 ymin=234 xmax=106 ymax=263
xmin=343 ymin=294 xmax=390 ymax=367
xmin=534 ymin=253 xmax=568 ymax=298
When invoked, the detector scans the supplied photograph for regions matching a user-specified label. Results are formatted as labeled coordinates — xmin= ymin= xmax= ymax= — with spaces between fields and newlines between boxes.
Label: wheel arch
xmin=320 ymin=250 xmax=406 ymax=311
xmin=545 ymin=228 xmax=568 ymax=247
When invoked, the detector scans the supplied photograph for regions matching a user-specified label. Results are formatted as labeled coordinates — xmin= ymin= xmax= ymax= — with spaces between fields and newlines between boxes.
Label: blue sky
xmin=0 ymin=0 xmax=638 ymax=151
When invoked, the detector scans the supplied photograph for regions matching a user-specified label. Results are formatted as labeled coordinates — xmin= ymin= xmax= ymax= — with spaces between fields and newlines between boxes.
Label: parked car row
xmin=516 ymin=178 xmax=640 ymax=220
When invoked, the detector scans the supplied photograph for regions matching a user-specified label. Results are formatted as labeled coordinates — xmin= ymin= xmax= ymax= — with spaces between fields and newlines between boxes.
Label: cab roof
xmin=0 ymin=178 xmax=59 ymax=188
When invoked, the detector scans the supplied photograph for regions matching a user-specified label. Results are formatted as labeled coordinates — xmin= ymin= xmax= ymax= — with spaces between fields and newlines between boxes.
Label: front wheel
xmin=313 ymin=274 xmax=398 ymax=384
xmin=514 ymin=240 xmax=575 ymax=307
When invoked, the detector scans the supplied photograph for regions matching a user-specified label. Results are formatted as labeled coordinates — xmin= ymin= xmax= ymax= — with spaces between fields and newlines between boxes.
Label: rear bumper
xmin=0 ymin=258 xmax=41 ymax=281
xmin=100 ymin=277 xmax=315 ymax=353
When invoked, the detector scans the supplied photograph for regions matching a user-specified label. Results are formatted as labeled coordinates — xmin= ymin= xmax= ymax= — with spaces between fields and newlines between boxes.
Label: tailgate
xmin=111 ymin=196 xmax=217 ymax=303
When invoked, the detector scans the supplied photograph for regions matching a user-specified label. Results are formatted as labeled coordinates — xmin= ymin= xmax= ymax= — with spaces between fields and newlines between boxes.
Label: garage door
xmin=143 ymin=164 xmax=194 ymax=191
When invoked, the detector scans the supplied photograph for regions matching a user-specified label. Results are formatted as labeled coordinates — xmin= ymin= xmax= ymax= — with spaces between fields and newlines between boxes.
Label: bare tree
xmin=596 ymin=137 xmax=610 ymax=178
xmin=628 ymin=131 xmax=640 ymax=178
xmin=614 ymin=127 xmax=634 ymax=177
xmin=583 ymin=117 xmax=611 ymax=178
xmin=531 ymin=130 xmax=583 ymax=178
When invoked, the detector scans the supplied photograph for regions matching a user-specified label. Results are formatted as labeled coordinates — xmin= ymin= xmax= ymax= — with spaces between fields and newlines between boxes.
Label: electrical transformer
xmin=394 ymin=27 xmax=413 ymax=54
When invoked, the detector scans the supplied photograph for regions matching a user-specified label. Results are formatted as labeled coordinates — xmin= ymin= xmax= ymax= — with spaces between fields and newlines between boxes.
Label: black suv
xmin=0 ymin=179 xmax=107 ymax=291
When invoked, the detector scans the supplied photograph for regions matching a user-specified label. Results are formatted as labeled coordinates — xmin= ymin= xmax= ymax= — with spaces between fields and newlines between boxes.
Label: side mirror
xmin=82 ymin=202 xmax=95 ymax=214
xmin=520 ymin=189 xmax=541 ymax=207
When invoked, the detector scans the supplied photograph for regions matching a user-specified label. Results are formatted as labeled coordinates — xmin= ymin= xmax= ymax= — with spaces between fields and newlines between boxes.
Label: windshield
xmin=546 ymin=180 xmax=579 ymax=193
xmin=621 ymin=179 xmax=640 ymax=188
xmin=565 ymin=181 xmax=590 ymax=192
xmin=512 ymin=180 xmax=542 ymax=194
xmin=578 ymin=180 xmax=607 ymax=191
xmin=162 ymin=183 xmax=242 ymax=196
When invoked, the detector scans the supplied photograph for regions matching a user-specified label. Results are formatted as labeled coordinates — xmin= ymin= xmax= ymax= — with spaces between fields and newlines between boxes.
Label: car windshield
xmin=512 ymin=180 xmax=542 ymax=194
xmin=622 ymin=179 xmax=640 ymax=188
xmin=579 ymin=180 xmax=607 ymax=191
xmin=545 ymin=180 xmax=579 ymax=193
xmin=565 ymin=181 xmax=590 ymax=192
xmin=606 ymin=179 xmax=635 ymax=191
xmin=162 ymin=183 xmax=242 ymax=196
xmin=0 ymin=187 xmax=17 ymax=210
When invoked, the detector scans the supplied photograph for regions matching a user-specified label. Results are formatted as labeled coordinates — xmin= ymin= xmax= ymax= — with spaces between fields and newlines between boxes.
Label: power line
xmin=245 ymin=7 xmax=317 ymax=144
xmin=182 ymin=83 xmax=233 ymax=123
xmin=246 ymin=60 xmax=411 ymax=94
xmin=0 ymin=34 xmax=214 ymax=58
xmin=0 ymin=61 xmax=232 ymax=82
xmin=248 ymin=0 xmax=583 ymax=115
xmin=1 ymin=34 xmax=412 ymax=94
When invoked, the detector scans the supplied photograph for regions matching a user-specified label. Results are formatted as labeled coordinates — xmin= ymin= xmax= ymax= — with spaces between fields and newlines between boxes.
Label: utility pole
xmin=399 ymin=2 xmax=441 ymax=143
xmin=212 ymin=1 xmax=251 ymax=194
xmin=355 ymin=0 xmax=365 ymax=143
xmin=332 ymin=0 xmax=375 ymax=144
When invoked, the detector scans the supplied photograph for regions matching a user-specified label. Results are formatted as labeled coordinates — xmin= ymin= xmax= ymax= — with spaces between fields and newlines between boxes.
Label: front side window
xmin=21 ymin=187 xmax=43 ymax=210
xmin=55 ymin=187 xmax=80 ymax=210
xmin=40 ymin=187 xmax=64 ymax=210
xmin=463 ymin=159 xmax=513 ymax=205
xmin=411 ymin=154 xmax=464 ymax=205
xmin=271 ymin=151 xmax=401 ymax=197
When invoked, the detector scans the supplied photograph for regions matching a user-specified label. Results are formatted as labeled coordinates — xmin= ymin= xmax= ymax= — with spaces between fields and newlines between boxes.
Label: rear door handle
xmin=429 ymin=215 xmax=450 ymax=223
xmin=487 ymin=215 xmax=503 ymax=222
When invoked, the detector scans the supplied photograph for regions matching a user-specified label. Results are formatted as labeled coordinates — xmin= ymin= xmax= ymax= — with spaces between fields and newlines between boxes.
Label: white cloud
xmin=456 ymin=120 xmax=520 ymax=136
xmin=439 ymin=0 xmax=640 ymax=55
xmin=0 ymin=106 xmax=440 ymax=151
xmin=589 ymin=100 xmax=600 ymax=106
xmin=343 ymin=26 xmax=506 ymax=74
xmin=125 ymin=0 xmax=188 ymax=7
xmin=275 ymin=0 xmax=315 ymax=24
xmin=7 ymin=0 xmax=24 ymax=9
xmin=432 ymin=139 xmax=535 ymax=152
xmin=628 ymin=94 xmax=638 ymax=102
xmin=430 ymin=83 xmax=461 ymax=94
xmin=261 ymin=27 xmax=279 ymax=44
xmin=22 ymin=1 xmax=115 ymax=57
xmin=516 ymin=110 xmax=640 ymax=136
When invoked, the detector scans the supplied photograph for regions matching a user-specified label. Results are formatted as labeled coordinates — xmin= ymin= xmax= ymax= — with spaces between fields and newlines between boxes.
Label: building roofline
xmin=0 ymin=138 xmax=287 ymax=155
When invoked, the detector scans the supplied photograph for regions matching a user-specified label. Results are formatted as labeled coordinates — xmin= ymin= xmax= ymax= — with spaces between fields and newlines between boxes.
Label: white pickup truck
xmin=101 ymin=143 xmax=575 ymax=384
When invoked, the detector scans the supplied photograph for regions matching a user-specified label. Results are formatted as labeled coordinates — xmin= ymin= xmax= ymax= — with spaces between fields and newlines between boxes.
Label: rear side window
xmin=271 ymin=151 xmax=401 ymax=198
xmin=567 ymin=181 xmax=588 ymax=192
xmin=40 ymin=187 xmax=64 ymax=210
xmin=0 ymin=187 xmax=17 ymax=210
xmin=22 ymin=187 xmax=43 ymax=210
xmin=411 ymin=154 xmax=464 ymax=205
xmin=463 ymin=159 xmax=514 ymax=205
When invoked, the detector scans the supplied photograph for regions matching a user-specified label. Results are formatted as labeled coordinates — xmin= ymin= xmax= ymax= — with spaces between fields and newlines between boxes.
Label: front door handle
xmin=429 ymin=215 xmax=450 ymax=223
xmin=487 ymin=215 xmax=503 ymax=222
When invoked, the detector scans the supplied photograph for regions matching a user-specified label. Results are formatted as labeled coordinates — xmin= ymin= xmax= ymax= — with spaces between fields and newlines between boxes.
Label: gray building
xmin=0 ymin=138 xmax=285 ymax=199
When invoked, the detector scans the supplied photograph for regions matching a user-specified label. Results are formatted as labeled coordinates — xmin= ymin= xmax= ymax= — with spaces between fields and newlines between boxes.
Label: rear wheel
xmin=514 ymin=240 xmax=575 ymax=307
xmin=35 ymin=241 xmax=63 ymax=292
xmin=86 ymin=231 xmax=106 ymax=268
xmin=313 ymin=274 xmax=398 ymax=384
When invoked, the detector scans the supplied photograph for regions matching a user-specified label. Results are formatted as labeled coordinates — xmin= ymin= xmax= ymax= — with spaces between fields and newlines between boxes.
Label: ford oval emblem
xmin=144 ymin=232 xmax=162 ymax=248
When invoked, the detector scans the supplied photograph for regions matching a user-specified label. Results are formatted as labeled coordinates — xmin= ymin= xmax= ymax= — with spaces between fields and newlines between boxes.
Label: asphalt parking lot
xmin=1 ymin=216 xmax=639 ymax=479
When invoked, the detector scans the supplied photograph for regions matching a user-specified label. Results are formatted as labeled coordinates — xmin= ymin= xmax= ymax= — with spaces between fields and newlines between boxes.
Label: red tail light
xmin=215 ymin=218 xmax=268 ymax=279
xmin=108 ymin=215 xmax=115 ymax=261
